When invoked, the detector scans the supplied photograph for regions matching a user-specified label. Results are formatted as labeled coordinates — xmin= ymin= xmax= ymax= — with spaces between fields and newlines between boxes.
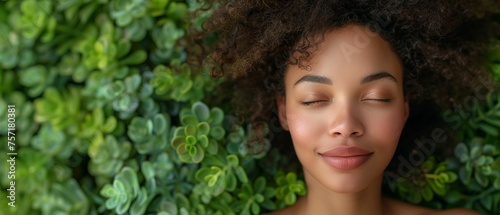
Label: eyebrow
xmin=294 ymin=75 xmax=332 ymax=86
xmin=360 ymin=71 xmax=397 ymax=84
xmin=293 ymin=71 xmax=397 ymax=86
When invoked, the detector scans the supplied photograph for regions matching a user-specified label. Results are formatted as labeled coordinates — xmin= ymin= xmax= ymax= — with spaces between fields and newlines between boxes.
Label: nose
xmin=328 ymin=103 xmax=365 ymax=138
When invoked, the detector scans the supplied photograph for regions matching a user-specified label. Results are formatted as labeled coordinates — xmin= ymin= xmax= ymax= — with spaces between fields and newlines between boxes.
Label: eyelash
xmin=301 ymin=99 xmax=392 ymax=106
xmin=301 ymin=101 xmax=326 ymax=106
xmin=365 ymin=99 xmax=392 ymax=103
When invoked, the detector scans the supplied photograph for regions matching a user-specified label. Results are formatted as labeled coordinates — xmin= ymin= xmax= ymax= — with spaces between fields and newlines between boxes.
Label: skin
xmin=264 ymin=25 xmax=479 ymax=215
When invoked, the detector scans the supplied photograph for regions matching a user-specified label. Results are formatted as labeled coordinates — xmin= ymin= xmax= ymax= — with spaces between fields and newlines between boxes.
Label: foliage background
xmin=0 ymin=0 xmax=499 ymax=214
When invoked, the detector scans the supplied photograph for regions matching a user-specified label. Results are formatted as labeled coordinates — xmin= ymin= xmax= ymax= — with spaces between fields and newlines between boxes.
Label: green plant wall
xmin=0 ymin=0 xmax=499 ymax=215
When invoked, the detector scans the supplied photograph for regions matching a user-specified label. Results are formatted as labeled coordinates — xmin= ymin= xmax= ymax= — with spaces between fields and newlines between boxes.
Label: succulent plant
xmin=34 ymin=87 xmax=81 ymax=133
xmin=171 ymin=102 xmax=225 ymax=163
xmin=274 ymin=172 xmax=307 ymax=208
xmin=395 ymin=156 xmax=458 ymax=204
xmin=232 ymin=177 xmax=277 ymax=215
xmin=453 ymin=139 xmax=500 ymax=189
xmin=100 ymin=167 xmax=141 ymax=214
xmin=127 ymin=113 xmax=171 ymax=154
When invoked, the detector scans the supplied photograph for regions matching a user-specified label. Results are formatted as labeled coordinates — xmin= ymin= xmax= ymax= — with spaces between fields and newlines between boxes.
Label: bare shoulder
xmin=383 ymin=198 xmax=480 ymax=215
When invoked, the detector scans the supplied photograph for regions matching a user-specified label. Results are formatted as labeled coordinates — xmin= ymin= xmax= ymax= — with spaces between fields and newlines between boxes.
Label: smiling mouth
xmin=319 ymin=146 xmax=374 ymax=170
xmin=320 ymin=153 xmax=374 ymax=170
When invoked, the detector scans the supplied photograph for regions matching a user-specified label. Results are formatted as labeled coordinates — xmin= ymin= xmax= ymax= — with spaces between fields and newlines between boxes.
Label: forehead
xmin=286 ymin=24 xmax=403 ymax=81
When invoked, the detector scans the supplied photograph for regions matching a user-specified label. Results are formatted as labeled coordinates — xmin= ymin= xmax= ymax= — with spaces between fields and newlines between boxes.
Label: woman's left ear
xmin=276 ymin=94 xmax=289 ymax=131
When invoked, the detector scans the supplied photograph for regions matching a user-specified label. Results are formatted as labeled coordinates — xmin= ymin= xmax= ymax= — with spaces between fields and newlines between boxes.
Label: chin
xmin=307 ymin=169 xmax=374 ymax=194
xmin=325 ymin=180 xmax=369 ymax=193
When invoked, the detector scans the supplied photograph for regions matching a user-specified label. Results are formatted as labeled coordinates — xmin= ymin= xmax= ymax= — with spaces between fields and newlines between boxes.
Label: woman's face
xmin=277 ymin=24 xmax=409 ymax=193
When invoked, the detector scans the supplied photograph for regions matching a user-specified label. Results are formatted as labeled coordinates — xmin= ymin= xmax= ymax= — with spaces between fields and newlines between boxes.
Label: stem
xmin=425 ymin=174 xmax=440 ymax=179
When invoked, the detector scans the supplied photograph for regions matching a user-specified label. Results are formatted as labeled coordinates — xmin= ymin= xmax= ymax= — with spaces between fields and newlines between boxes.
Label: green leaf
xmin=207 ymin=139 xmax=218 ymax=155
xmin=446 ymin=172 xmax=457 ymax=183
xmin=483 ymin=116 xmax=500 ymax=127
xmin=421 ymin=186 xmax=433 ymax=201
xmin=478 ymin=122 xmax=499 ymax=137
xmin=251 ymin=202 xmax=260 ymax=215
xmin=227 ymin=142 xmax=240 ymax=154
xmin=171 ymin=136 xmax=185 ymax=148
xmin=120 ymin=50 xmax=147 ymax=65
xmin=286 ymin=173 xmax=297 ymax=183
xmin=212 ymin=171 xmax=226 ymax=196
xmin=119 ymin=167 xmax=140 ymax=197
xmin=458 ymin=168 xmax=472 ymax=184
xmin=130 ymin=188 xmax=149 ymax=215
xmin=128 ymin=117 xmax=151 ymax=143
xmin=480 ymin=194 xmax=493 ymax=211
xmin=199 ymin=135 xmax=209 ymax=148
xmin=203 ymin=154 xmax=225 ymax=167
xmin=181 ymin=115 xmax=198 ymax=125
xmin=474 ymin=171 xmax=489 ymax=187
xmin=152 ymin=113 xmax=169 ymax=135
xmin=184 ymin=124 xmax=197 ymax=136
xmin=124 ymin=74 xmax=142 ymax=93
xmin=254 ymin=194 xmax=265 ymax=203
xmin=227 ymin=155 xmax=239 ymax=167
xmin=284 ymin=193 xmax=296 ymax=205
xmin=254 ymin=177 xmax=266 ymax=194
xmin=177 ymin=144 xmax=191 ymax=162
xmin=141 ymin=161 xmax=154 ymax=180
xmin=210 ymin=126 xmax=225 ymax=140
xmin=482 ymin=144 xmax=496 ymax=155
xmin=186 ymin=135 xmax=197 ymax=145
xmin=197 ymin=122 xmax=210 ymax=136
xmin=494 ymin=177 xmax=500 ymax=190
xmin=192 ymin=101 xmax=210 ymax=121
xmin=210 ymin=107 xmax=224 ymax=125
xmin=195 ymin=167 xmax=212 ymax=181
xmin=103 ymin=116 xmax=118 ymax=133
xmin=226 ymin=172 xmax=237 ymax=191
xmin=235 ymin=166 xmax=248 ymax=184
xmin=188 ymin=144 xmax=197 ymax=157
xmin=208 ymin=175 xmax=218 ymax=187
xmin=106 ymin=81 xmax=125 ymax=99
xmin=476 ymin=156 xmax=486 ymax=166
xmin=428 ymin=178 xmax=444 ymax=196
xmin=116 ymin=39 xmax=131 ymax=59
xmin=470 ymin=145 xmax=482 ymax=159
xmin=260 ymin=200 xmax=276 ymax=211
xmin=192 ymin=144 xmax=204 ymax=163
xmin=454 ymin=143 xmax=469 ymax=162
xmin=228 ymin=132 xmax=242 ymax=143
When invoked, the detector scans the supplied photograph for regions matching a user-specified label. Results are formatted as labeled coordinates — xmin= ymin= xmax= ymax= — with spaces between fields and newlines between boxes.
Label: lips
xmin=319 ymin=146 xmax=374 ymax=170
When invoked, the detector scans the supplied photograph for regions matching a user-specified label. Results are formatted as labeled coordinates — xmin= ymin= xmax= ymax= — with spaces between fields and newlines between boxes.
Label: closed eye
xmin=301 ymin=100 xmax=328 ymax=106
xmin=363 ymin=99 xmax=392 ymax=103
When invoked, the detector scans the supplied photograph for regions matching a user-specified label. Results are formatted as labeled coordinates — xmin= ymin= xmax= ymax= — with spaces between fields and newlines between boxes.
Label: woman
xmin=196 ymin=0 xmax=499 ymax=214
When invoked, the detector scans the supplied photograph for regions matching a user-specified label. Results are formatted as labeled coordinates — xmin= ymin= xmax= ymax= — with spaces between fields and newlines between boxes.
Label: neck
xmin=295 ymin=170 xmax=388 ymax=215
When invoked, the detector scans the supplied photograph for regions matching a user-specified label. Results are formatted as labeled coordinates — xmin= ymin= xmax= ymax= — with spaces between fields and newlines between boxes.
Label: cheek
xmin=285 ymin=109 xmax=325 ymax=148
xmin=366 ymin=105 xmax=407 ymax=148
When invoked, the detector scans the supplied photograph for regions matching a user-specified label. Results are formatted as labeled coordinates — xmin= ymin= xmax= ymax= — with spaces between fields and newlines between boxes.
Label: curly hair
xmin=191 ymin=0 xmax=500 ymax=176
